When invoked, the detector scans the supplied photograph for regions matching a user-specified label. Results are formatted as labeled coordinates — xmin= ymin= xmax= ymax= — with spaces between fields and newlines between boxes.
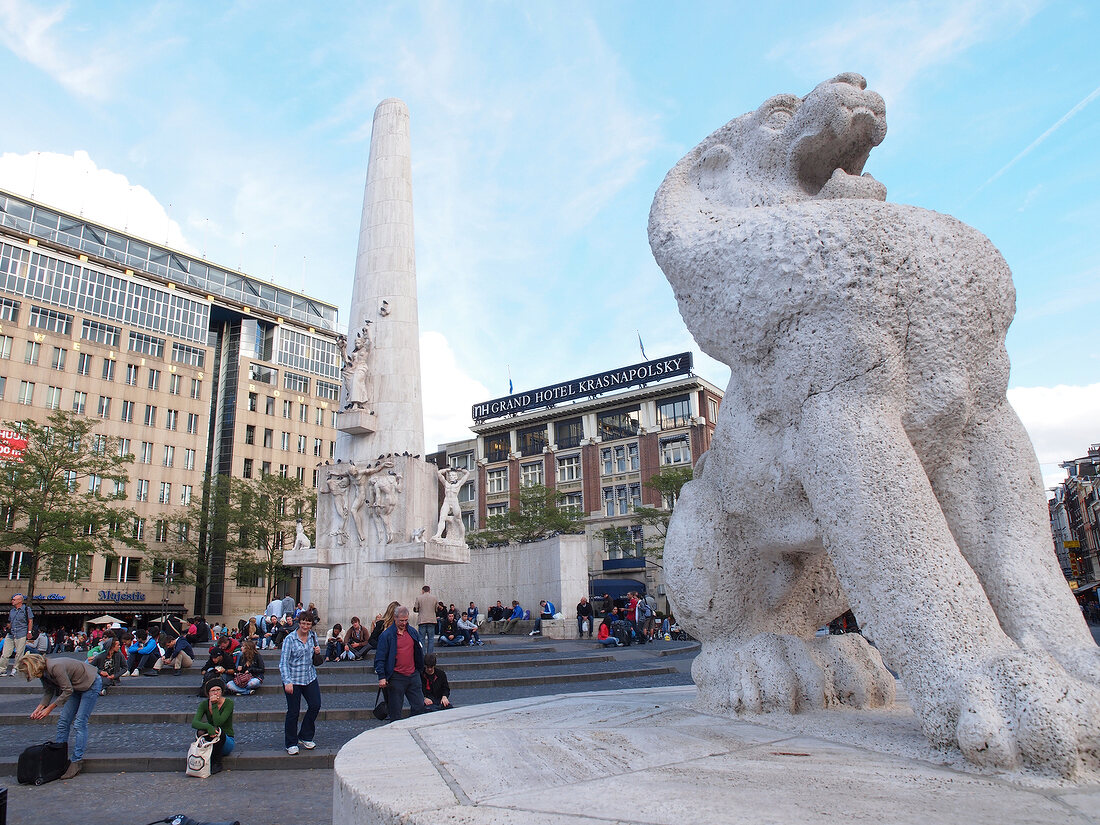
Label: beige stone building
xmin=0 ymin=189 xmax=341 ymax=628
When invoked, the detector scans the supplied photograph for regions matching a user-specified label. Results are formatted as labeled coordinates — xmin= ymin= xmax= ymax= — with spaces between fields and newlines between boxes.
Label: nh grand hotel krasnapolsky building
xmin=0 ymin=189 xmax=342 ymax=628
xmin=430 ymin=354 xmax=723 ymax=608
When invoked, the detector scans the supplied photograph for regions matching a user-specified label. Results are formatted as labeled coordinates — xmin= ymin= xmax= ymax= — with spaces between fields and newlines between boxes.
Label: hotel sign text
xmin=472 ymin=353 xmax=693 ymax=422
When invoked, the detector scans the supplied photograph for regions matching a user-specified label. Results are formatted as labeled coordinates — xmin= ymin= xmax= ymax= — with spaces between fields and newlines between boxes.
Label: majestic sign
xmin=98 ymin=590 xmax=147 ymax=602
xmin=0 ymin=428 xmax=27 ymax=462
xmin=472 ymin=352 xmax=694 ymax=422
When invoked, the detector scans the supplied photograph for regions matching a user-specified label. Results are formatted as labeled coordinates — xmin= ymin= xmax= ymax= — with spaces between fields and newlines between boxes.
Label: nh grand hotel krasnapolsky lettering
xmin=471 ymin=353 xmax=694 ymax=422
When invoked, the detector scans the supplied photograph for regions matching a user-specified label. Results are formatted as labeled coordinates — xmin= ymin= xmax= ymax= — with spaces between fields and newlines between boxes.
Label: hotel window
xmin=171 ymin=342 xmax=205 ymax=368
xmin=247 ymin=392 xmax=257 ymax=412
xmin=136 ymin=479 xmax=149 ymax=502
xmin=0 ymin=377 xmax=5 ymax=400
xmin=128 ymin=331 xmax=164 ymax=358
xmin=708 ymin=397 xmax=719 ymax=422
xmin=281 ymin=432 xmax=290 ymax=451
xmin=77 ymin=352 xmax=91 ymax=375
xmin=656 ymin=394 xmax=691 ymax=429
xmin=180 ymin=485 xmax=192 ymax=505
xmin=148 ymin=368 xmax=160 ymax=390
xmin=265 ymin=396 xmax=275 ymax=415
xmin=313 ymin=438 xmax=322 ymax=457
xmin=485 ymin=433 xmax=510 ymax=463
xmin=0 ymin=298 xmax=19 ymax=323
xmin=87 ymin=474 xmax=101 ymax=494
xmin=660 ymin=436 xmax=691 ymax=465
xmin=458 ymin=482 xmax=475 ymax=503
xmin=316 ymin=380 xmax=339 ymax=401
xmin=163 ymin=445 xmax=174 ymax=467
xmin=520 ymin=461 xmax=544 ymax=487
xmin=82 ymin=319 xmax=120 ymax=348
xmin=284 ymin=371 xmax=309 ymax=393
xmin=0 ymin=335 xmax=10 ymax=359
xmin=315 ymin=408 xmax=324 ymax=426
xmin=159 ymin=482 xmax=171 ymax=504
xmin=329 ymin=441 xmax=335 ymax=459
xmin=243 ymin=458 xmax=253 ymax=479
xmin=50 ymin=347 xmax=66 ymax=370
xmin=0 ymin=550 xmax=31 ymax=580
xmin=297 ymin=435 xmax=307 ymax=454
xmin=101 ymin=359 xmax=115 ymax=381
xmin=168 ymin=373 xmax=180 ymax=395
xmin=601 ymin=443 xmax=639 ymax=475
xmin=190 ymin=378 xmax=202 ymax=399
xmin=189 ymin=414 xmax=200 ymax=435
xmin=555 ymin=417 xmax=584 ymax=449
xmin=118 ymin=438 xmax=130 ymax=458
xmin=119 ymin=399 xmax=133 ymax=422
xmin=557 ymin=454 xmax=581 ymax=482
xmin=165 ymin=409 xmax=178 ymax=430
xmin=461 ymin=512 xmax=476 ymax=532
xmin=125 ymin=364 xmax=138 ymax=385
xmin=44 ymin=386 xmax=61 ymax=410
xmin=184 ymin=448 xmax=195 ymax=470
xmin=17 ymin=381 xmax=34 ymax=405
xmin=562 ymin=492 xmax=583 ymax=513
xmin=299 ymin=404 xmax=309 ymax=423
xmin=140 ymin=442 xmax=153 ymax=464
xmin=283 ymin=399 xmax=292 ymax=419
xmin=450 ymin=452 xmax=473 ymax=471
xmin=155 ymin=520 xmax=169 ymax=543
xmin=597 ymin=406 xmax=640 ymax=440
xmin=72 ymin=391 xmax=87 ymax=415
xmin=295 ymin=466 xmax=305 ymax=483
xmin=102 ymin=397 xmax=115 ymax=419
xmin=29 ymin=306 xmax=72 ymax=335
xmin=144 ymin=405 xmax=157 ymax=426
xmin=603 ymin=484 xmax=642 ymax=516
xmin=263 ymin=428 xmax=273 ymax=449
xmin=279 ymin=463 xmax=289 ymax=478
xmin=516 ymin=425 xmax=548 ymax=457
xmin=330 ymin=411 xmax=338 ymax=428
xmin=245 ymin=425 xmax=255 ymax=445
xmin=487 ymin=468 xmax=508 ymax=494
xmin=261 ymin=460 xmax=271 ymax=476
xmin=24 ymin=341 xmax=40 ymax=365
xmin=487 ymin=503 xmax=508 ymax=519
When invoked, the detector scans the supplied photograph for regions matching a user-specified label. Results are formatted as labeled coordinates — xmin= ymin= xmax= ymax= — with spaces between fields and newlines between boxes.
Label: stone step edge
xmin=0 ymin=748 xmax=336 ymax=776
xmin=0 ymin=665 xmax=679 ymax=713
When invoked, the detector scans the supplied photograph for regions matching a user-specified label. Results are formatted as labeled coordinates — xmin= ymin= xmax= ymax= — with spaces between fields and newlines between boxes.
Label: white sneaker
xmin=299 ymin=740 xmax=316 ymax=749
xmin=286 ymin=745 xmax=300 ymax=755
xmin=528 ymin=630 xmax=537 ymax=636
xmin=130 ymin=668 xmax=140 ymax=676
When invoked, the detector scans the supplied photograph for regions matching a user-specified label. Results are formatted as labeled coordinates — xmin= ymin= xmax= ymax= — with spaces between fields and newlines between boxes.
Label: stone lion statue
xmin=649 ymin=72 xmax=1100 ymax=779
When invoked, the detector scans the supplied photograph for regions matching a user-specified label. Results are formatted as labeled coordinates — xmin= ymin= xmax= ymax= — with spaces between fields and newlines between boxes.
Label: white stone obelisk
xmin=339 ymin=98 xmax=425 ymax=464
xmin=287 ymin=99 xmax=467 ymax=630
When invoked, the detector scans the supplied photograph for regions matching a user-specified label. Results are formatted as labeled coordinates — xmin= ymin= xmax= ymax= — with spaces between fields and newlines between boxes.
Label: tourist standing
xmin=18 ymin=652 xmax=101 ymax=779
xmin=374 ymin=606 xmax=426 ymax=722
xmin=413 ymin=585 xmax=437 ymax=654
xmin=2 ymin=593 xmax=33 ymax=677
xmin=279 ymin=613 xmax=321 ymax=754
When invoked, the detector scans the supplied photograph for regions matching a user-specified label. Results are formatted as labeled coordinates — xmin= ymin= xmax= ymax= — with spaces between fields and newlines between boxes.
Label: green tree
xmin=227 ymin=472 xmax=316 ymax=603
xmin=0 ymin=410 xmax=144 ymax=606
xmin=469 ymin=484 xmax=585 ymax=545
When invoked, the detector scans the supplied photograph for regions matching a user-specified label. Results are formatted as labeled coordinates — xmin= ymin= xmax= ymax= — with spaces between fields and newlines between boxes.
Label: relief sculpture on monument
xmin=338 ymin=320 xmax=374 ymax=410
xmin=432 ymin=466 xmax=471 ymax=544
xmin=649 ymin=72 xmax=1100 ymax=779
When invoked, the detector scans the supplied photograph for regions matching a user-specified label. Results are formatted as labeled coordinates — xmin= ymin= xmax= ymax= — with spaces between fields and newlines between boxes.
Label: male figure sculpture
xmin=432 ymin=467 xmax=471 ymax=543
xmin=649 ymin=72 xmax=1100 ymax=778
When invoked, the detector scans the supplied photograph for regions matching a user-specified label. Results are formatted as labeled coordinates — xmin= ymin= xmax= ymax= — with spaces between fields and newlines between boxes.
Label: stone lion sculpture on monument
xmin=648 ymin=72 xmax=1100 ymax=779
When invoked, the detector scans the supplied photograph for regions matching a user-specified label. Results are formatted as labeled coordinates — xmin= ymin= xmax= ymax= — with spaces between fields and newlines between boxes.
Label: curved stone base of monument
xmin=332 ymin=686 xmax=1100 ymax=825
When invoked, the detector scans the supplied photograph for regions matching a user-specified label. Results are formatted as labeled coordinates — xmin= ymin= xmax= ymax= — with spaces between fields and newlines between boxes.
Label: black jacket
xmin=421 ymin=667 xmax=450 ymax=703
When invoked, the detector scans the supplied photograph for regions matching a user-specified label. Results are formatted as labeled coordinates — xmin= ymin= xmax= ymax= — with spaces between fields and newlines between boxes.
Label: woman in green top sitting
xmin=191 ymin=677 xmax=235 ymax=774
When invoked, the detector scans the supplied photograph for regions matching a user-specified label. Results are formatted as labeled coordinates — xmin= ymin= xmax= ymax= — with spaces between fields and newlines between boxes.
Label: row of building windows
xmin=483 ymin=395 xmax=695 ymax=461
xmin=245 ymin=391 xmax=336 ymax=427
xmin=241 ymin=459 xmax=323 ymax=484
xmin=0 ymin=335 xmax=204 ymax=397
xmin=0 ymin=377 xmax=202 ymax=430
xmin=243 ymin=426 xmax=328 ymax=456
xmin=1 ymin=550 xmax=186 ymax=583
xmin=0 ymin=242 xmax=210 ymax=344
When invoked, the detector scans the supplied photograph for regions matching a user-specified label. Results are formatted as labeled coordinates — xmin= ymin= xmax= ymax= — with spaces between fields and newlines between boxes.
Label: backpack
xmin=637 ymin=600 xmax=653 ymax=619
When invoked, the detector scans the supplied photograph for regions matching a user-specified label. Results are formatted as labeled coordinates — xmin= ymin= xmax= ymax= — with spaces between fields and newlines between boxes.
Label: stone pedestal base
xmin=283 ymin=545 xmax=332 ymax=568
xmin=336 ymin=409 xmax=376 ymax=435
xmin=333 ymin=685 xmax=1100 ymax=825
xmin=388 ymin=539 xmax=470 ymax=565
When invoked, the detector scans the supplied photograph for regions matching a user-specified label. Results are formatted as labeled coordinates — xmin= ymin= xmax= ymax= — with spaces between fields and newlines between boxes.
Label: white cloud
xmin=420 ymin=330 xmax=489 ymax=452
xmin=0 ymin=150 xmax=193 ymax=252
xmin=1007 ymin=383 xmax=1100 ymax=490
xmin=0 ymin=0 xmax=123 ymax=101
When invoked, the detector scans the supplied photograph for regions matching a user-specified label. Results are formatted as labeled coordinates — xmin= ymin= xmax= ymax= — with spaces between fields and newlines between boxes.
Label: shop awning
xmin=589 ymin=578 xmax=647 ymax=600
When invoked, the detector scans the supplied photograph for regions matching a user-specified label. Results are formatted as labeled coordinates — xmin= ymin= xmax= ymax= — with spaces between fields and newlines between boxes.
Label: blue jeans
xmin=284 ymin=679 xmax=321 ymax=748
xmin=437 ymin=633 xmax=466 ymax=646
xmin=56 ymin=674 xmax=102 ymax=761
xmin=227 ymin=676 xmax=262 ymax=694
xmin=385 ymin=672 xmax=426 ymax=722
xmin=418 ymin=624 xmax=435 ymax=655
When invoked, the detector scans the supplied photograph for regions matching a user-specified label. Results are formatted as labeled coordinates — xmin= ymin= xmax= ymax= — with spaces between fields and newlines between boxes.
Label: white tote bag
xmin=185 ymin=732 xmax=216 ymax=778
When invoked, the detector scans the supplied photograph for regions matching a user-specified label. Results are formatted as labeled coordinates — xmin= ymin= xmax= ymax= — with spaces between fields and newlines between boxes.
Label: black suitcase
xmin=17 ymin=741 xmax=70 ymax=785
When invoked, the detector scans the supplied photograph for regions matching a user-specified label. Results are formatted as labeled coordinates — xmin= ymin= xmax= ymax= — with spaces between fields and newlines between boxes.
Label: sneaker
xmin=299 ymin=740 xmax=316 ymax=749
xmin=528 ymin=630 xmax=537 ymax=636
xmin=129 ymin=668 xmax=140 ymax=676
xmin=286 ymin=745 xmax=300 ymax=755
xmin=99 ymin=689 xmax=107 ymax=696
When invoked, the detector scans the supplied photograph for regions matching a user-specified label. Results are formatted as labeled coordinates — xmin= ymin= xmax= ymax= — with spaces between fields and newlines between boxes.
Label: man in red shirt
xmin=373 ymin=605 xmax=426 ymax=722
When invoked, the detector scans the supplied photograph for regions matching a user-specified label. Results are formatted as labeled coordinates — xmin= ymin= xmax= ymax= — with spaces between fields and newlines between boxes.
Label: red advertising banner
xmin=0 ymin=428 xmax=27 ymax=462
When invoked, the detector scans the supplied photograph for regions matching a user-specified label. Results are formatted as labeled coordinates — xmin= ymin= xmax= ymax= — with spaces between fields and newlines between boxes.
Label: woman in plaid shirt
xmin=279 ymin=614 xmax=322 ymax=755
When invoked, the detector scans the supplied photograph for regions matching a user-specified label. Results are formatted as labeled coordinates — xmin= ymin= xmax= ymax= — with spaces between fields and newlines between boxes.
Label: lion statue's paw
xmin=693 ymin=632 xmax=895 ymax=715
xmin=948 ymin=651 xmax=1100 ymax=779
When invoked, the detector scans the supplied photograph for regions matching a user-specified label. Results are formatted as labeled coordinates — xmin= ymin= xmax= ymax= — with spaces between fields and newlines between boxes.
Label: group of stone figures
xmin=319 ymin=460 xmax=471 ymax=547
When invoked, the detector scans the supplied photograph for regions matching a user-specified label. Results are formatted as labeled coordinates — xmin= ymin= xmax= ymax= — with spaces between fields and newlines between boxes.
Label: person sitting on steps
xmin=529 ymin=600 xmax=556 ymax=636
xmin=192 ymin=677 xmax=235 ymax=774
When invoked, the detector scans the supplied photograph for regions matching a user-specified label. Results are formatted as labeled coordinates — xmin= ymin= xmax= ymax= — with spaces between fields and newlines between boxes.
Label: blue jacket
xmin=373 ymin=624 xmax=424 ymax=680
xmin=508 ymin=604 xmax=523 ymax=620
xmin=128 ymin=636 xmax=157 ymax=656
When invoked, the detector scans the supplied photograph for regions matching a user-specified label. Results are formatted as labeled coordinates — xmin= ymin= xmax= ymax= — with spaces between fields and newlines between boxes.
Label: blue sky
xmin=0 ymin=0 xmax=1097 ymax=485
